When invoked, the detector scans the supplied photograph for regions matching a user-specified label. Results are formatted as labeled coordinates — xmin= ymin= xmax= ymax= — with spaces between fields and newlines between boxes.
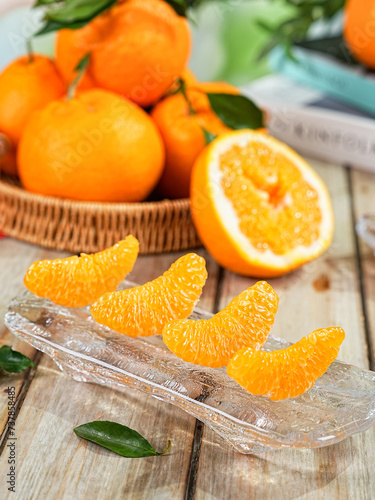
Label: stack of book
xmin=241 ymin=45 xmax=375 ymax=172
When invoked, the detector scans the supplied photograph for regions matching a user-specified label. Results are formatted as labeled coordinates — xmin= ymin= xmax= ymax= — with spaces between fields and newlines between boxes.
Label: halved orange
xmin=24 ymin=235 xmax=139 ymax=308
xmin=227 ymin=327 xmax=345 ymax=401
xmin=163 ymin=281 xmax=279 ymax=368
xmin=191 ymin=130 xmax=334 ymax=277
xmin=90 ymin=253 xmax=207 ymax=337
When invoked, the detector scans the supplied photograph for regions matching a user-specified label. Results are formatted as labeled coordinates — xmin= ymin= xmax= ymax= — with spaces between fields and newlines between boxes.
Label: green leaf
xmin=256 ymin=33 xmax=284 ymax=61
xmin=164 ymin=0 xmax=188 ymax=16
xmin=258 ymin=0 xmax=345 ymax=59
xmin=164 ymin=0 xmax=208 ymax=17
xmin=74 ymin=421 xmax=172 ymax=458
xmin=256 ymin=19 xmax=274 ymax=34
xmin=0 ymin=345 xmax=36 ymax=373
xmin=35 ymin=19 xmax=88 ymax=36
xmin=33 ymin=0 xmax=204 ymax=33
xmin=296 ymin=35 xmax=359 ymax=65
xmin=33 ymin=0 xmax=63 ymax=7
xmin=206 ymin=93 xmax=264 ymax=130
xmin=45 ymin=0 xmax=115 ymax=23
xmin=202 ymin=128 xmax=216 ymax=145
xmin=34 ymin=0 xmax=117 ymax=35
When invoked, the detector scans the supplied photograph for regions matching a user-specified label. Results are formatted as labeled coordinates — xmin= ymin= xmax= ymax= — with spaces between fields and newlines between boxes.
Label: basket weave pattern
xmin=0 ymin=176 xmax=201 ymax=254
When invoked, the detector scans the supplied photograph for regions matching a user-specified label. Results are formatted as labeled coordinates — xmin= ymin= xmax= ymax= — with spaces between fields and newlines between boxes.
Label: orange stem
xmin=26 ymin=38 xmax=34 ymax=64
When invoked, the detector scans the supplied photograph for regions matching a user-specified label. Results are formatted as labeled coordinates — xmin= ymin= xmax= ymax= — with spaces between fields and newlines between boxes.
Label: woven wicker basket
xmin=0 ymin=175 xmax=201 ymax=254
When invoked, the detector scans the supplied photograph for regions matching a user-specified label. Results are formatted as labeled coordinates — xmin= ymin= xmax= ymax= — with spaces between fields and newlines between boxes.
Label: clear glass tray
xmin=5 ymin=284 xmax=375 ymax=454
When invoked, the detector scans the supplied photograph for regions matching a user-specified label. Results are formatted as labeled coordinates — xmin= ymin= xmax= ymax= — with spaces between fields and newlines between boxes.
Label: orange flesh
xmin=24 ymin=236 xmax=139 ymax=308
xmin=163 ymin=281 xmax=279 ymax=368
xmin=227 ymin=327 xmax=345 ymax=401
xmin=90 ymin=253 xmax=207 ymax=337
xmin=219 ymin=142 xmax=322 ymax=255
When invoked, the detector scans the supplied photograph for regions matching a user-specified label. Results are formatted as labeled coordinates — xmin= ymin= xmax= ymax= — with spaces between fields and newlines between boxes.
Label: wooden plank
xmin=0 ymin=239 xmax=68 ymax=438
xmin=349 ymin=168 xmax=375 ymax=257
xmin=194 ymin=160 xmax=375 ymax=499
xmin=0 ymin=248 xmax=220 ymax=499
xmin=350 ymin=168 xmax=375 ymax=366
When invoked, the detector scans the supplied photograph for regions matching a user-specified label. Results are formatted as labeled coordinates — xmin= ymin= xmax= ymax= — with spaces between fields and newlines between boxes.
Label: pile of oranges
xmin=0 ymin=0 xmax=232 ymax=203
xmin=0 ymin=0 xmax=335 ymax=278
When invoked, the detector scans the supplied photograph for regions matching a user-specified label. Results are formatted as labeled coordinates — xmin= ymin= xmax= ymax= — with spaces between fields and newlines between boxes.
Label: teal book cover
xmin=269 ymin=46 xmax=375 ymax=115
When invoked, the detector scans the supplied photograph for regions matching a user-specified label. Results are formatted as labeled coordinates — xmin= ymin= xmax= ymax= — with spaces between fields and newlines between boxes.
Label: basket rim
xmin=0 ymin=176 xmax=191 ymax=213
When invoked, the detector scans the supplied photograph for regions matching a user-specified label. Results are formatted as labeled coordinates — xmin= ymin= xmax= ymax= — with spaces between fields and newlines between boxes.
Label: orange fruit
xmin=191 ymin=130 xmax=334 ymax=278
xmin=344 ymin=0 xmax=375 ymax=69
xmin=151 ymin=81 xmax=238 ymax=199
xmin=18 ymin=88 xmax=165 ymax=202
xmin=227 ymin=327 xmax=345 ymax=401
xmin=90 ymin=253 xmax=207 ymax=337
xmin=167 ymin=68 xmax=197 ymax=94
xmin=55 ymin=0 xmax=191 ymax=107
xmin=163 ymin=281 xmax=279 ymax=368
xmin=180 ymin=69 xmax=197 ymax=87
xmin=0 ymin=134 xmax=17 ymax=177
xmin=24 ymin=235 xmax=139 ymax=308
xmin=0 ymin=55 xmax=65 ymax=175
xmin=55 ymin=29 xmax=96 ymax=91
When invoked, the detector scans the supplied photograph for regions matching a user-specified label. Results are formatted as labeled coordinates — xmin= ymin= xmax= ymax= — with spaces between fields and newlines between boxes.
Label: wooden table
xmin=0 ymin=158 xmax=374 ymax=499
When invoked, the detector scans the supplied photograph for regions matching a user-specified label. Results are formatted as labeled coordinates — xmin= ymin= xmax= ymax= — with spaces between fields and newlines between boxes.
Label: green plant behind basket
xmin=189 ymin=0 xmax=293 ymax=84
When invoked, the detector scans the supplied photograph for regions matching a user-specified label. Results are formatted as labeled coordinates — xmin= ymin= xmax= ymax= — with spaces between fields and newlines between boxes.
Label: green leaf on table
xmin=34 ymin=0 xmax=117 ymax=36
xmin=206 ymin=93 xmax=264 ymax=130
xmin=0 ymin=345 xmax=36 ymax=373
xmin=74 ymin=421 xmax=172 ymax=458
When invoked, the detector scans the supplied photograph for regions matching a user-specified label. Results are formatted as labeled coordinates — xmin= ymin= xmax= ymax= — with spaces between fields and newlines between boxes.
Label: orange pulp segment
xmin=163 ymin=281 xmax=279 ymax=368
xmin=90 ymin=253 xmax=207 ymax=337
xmin=24 ymin=235 xmax=139 ymax=308
xmin=227 ymin=327 xmax=345 ymax=400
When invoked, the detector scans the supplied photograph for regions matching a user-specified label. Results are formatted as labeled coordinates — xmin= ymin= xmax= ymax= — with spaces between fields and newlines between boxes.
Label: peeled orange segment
xmin=24 ymin=236 xmax=139 ymax=308
xmin=162 ymin=281 xmax=279 ymax=368
xmin=90 ymin=253 xmax=207 ymax=337
xmin=227 ymin=327 xmax=345 ymax=401
xmin=191 ymin=130 xmax=334 ymax=278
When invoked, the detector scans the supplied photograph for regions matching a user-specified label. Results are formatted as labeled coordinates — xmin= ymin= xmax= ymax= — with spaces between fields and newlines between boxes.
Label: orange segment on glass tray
xmin=191 ymin=130 xmax=334 ymax=277
xmin=24 ymin=235 xmax=139 ymax=308
xmin=163 ymin=281 xmax=279 ymax=368
xmin=227 ymin=327 xmax=345 ymax=401
xmin=90 ymin=253 xmax=207 ymax=337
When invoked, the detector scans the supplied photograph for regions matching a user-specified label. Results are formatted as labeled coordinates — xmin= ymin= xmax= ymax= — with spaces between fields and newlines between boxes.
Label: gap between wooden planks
xmin=351 ymin=167 xmax=375 ymax=368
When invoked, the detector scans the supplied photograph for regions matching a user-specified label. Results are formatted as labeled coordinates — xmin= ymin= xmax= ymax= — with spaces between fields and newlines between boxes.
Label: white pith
xmin=207 ymin=130 xmax=334 ymax=271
